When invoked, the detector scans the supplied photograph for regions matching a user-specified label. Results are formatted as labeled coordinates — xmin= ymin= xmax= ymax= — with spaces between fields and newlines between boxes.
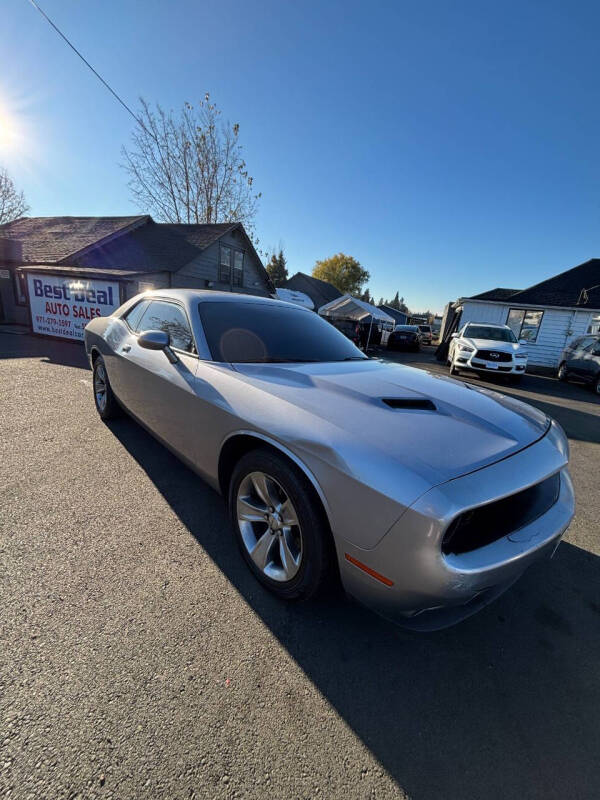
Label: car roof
xmin=138 ymin=288 xmax=308 ymax=312
xmin=464 ymin=322 xmax=511 ymax=329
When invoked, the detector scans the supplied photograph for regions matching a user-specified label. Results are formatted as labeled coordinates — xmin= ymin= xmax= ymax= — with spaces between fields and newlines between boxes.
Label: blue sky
xmin=1 ymin=0 xmax=599 ymax=312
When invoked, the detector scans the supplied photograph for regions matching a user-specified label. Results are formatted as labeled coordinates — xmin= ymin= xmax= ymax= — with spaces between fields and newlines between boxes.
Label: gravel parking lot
xmin=1 ymin=333 xmax=599 ymax=800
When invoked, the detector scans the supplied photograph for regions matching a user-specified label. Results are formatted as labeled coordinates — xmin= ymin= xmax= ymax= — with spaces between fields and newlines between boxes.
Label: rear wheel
xmin=558 ymin=361 xmax=568 ymax=382
xmin=93 ymin=355 xmax=121 ymax=420
xmin=228 ymin=449 xmax=332 ymax=600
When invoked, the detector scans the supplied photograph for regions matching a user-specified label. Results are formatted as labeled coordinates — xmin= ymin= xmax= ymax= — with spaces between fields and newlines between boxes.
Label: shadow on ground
xmin=107 ymin=415 xmax=600 ymax=800
xmin=0 ymin=332 xmax=89 ymax=370
xmin=500 ymin=390 xmax=600 ymax=445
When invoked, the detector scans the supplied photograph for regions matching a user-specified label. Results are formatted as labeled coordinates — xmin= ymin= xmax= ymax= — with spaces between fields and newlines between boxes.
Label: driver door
xmin=114 ymin=299 xmax=203 ymax=464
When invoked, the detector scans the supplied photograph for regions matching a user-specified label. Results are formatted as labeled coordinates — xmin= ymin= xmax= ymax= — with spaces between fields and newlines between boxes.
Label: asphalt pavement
xmin=1 ymin=333 xmax=599 ymax=800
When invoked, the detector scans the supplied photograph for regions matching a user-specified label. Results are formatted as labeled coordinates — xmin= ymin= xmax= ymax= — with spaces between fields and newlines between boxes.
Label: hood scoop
xmin=382 ymin=397 xmax=437 ymax=411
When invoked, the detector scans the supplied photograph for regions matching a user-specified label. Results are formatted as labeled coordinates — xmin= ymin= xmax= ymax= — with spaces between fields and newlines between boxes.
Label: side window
xmin=572 ymin=336 xmax=593 ymax=352
xmin=123 ymin=299 xmax=151 ymax=332
xmin=138 ymin=301 xmax=195 ymax=353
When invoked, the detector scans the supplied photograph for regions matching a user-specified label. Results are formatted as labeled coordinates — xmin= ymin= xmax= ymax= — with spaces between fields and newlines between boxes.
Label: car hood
xmin=232 ymin=359 xmax=549 ymax=485
xmin=461 ymin=337 xmax=524 ymax=353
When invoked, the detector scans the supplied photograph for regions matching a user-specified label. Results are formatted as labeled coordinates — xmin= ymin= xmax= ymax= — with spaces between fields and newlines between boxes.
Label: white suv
xmin=448 ymin=322 xmax=528 ymax=382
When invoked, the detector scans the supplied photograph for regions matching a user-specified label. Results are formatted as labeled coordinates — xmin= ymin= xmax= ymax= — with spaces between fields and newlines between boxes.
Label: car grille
xmin=441 ymin=473 xmax=560 ymax=555
xmin=475 ymin=349 xmax=512 ymax=362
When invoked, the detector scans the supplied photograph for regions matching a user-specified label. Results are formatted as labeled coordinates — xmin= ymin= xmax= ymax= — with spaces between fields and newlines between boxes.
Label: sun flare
xmin=0 ymin=88 xmax=36 ymax=166
xmin=0 ymin=111 xmax=21 ymax=153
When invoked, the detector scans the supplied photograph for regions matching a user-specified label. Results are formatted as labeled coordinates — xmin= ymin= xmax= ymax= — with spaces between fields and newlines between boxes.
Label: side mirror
xmin=138 ymin=330 xmax=178 ymax=363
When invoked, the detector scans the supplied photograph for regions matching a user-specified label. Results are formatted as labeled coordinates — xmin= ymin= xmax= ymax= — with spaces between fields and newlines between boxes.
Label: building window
xmin=506 ymin=308 xmax=544 ymax=342
xmin=219 ymin=245 xmax=244 ymax=287
xmin=588 ymin=313 xmax=600 ymax=334
xmin=233 ymin=251 xmax=244 ymax=286
xmin=13 ymin=271 xmax=27 ymax=306
xmin=219 ymin=246 xmax=231 ymax=284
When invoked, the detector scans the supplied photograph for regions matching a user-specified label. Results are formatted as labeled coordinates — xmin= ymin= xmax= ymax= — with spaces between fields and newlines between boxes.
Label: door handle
xmin=121 ymin=345 xmax=131 ymax=353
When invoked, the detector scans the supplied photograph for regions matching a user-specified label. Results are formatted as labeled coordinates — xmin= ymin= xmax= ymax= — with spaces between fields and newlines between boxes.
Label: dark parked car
xmin=388 ymin=325 xmax=421 ymax=351
xmin=558 ymin=335 xmax=600 ymax=394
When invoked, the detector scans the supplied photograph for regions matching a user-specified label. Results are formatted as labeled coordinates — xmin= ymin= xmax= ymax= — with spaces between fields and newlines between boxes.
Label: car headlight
xmin=459 ymin=345 xmax=474 ymax=353
xmin=546 ymin=419 xmax=570 ymax=462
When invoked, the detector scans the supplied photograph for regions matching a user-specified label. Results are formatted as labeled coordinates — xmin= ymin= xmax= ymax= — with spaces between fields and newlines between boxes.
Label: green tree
xmin=312 ymin=253 xmax=370 ymax=296
xmin=361 ymin=287 xmax=372 ymax=304
xmin=266 ymin=249 xmax=288 ymax=286
xmin=386 ymin=291 xmax=408 ymax=313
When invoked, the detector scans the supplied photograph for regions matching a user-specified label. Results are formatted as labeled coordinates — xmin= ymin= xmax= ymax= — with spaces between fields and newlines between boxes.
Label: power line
xmin=27 ymin=0 xmax=144 ymax=130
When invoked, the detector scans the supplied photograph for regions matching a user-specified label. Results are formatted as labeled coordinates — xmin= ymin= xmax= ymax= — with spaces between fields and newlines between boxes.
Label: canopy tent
xmin=318 ymin=294 xmax=395 ymax=350
xmin=318 ymin=294 xmax=395 ymax=323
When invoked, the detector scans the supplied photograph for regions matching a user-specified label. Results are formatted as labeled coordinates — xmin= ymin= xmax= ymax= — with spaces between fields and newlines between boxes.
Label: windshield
xmin=418 ymin=325 xmax=431 ymax=332
xmin=395 ymin=325 xmax=418 ymax=332
xmin=198 ymin=301 xmax=368 ymax=363
xmin=465 ymin=325 xmax=517 ymax=342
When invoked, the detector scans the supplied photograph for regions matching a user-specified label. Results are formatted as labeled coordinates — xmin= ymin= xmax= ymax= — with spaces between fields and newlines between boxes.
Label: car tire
xmin=92 ymin=355 xmax=121 ymax=420
xmin=594 ymin=375 xmax=600 ymax=396
xmin=558 ymin=362 xmax=568 ymax=382
xmin=449 ymin=362 xmax=458 ymax=376
xmin=228 ymin=449 xmax=333 ymax=601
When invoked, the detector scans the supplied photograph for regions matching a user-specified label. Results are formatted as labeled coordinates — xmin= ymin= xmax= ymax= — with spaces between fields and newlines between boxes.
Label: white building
xmin=452 ymin=259 xmax=600 ymax=369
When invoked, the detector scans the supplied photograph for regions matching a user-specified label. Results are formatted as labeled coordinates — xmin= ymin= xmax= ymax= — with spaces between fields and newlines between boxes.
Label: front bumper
xmin=455 ymin=351 xmax=527 ymax=374
xmin=337 ymin=429 xmax=574 ymax=630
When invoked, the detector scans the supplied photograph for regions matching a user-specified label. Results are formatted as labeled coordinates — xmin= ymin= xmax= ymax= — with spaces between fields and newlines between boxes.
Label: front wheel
xmin=228 ymin=449 xmax=333 ymax=600
xmin=92 ymin=355 xmax=121 ymax=420
xmin=558 ymin=362 xmax=568 ymax=382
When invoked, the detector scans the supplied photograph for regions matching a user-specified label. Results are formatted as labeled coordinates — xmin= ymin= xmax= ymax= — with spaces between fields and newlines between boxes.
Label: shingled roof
xmin=508 ymin=259 xmax=600 ymax=309
xmin=468 ymin=259 xmax=600 ymax=310
xmin=470 ymin=287 xmax=521 ymax=301
xmin=0 ymin=217 xmax=271 ymax=286
xmin=0 ymin=216 xmax=148 ymax=263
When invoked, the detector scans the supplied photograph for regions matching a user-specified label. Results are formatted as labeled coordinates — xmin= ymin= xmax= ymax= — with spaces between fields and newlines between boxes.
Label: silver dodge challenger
xmin=84 ymin=290 xmax=574 ymax=630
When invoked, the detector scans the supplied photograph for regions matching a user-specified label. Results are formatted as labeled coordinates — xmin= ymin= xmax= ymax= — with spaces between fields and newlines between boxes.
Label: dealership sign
xmin=27 ymin=273 xmax=120 ymax=340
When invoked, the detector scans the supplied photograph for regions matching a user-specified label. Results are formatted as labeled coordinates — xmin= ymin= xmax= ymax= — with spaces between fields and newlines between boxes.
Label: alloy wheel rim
xmin=94 ymin=363 xmax=107 ymax=411
xmin=236 ymin=471 xmax=303 ymax=582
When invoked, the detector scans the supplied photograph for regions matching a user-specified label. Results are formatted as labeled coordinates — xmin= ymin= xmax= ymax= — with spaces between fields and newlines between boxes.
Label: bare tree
xmin=121 ymin=95 xmax=261 ymax=232
xmin=0 ymin=168 xmax=29 ymax=225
